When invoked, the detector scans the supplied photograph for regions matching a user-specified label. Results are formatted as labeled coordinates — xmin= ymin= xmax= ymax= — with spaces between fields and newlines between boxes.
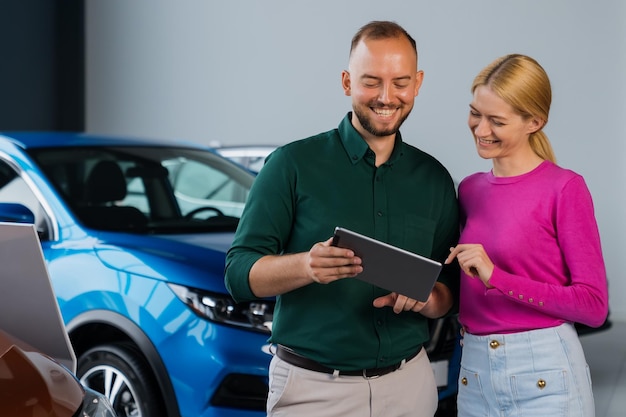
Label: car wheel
xmin=77 ymin=343 xmax=166 ymax=417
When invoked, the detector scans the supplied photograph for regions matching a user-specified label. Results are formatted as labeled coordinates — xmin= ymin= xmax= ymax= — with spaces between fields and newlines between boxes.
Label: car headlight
xmin=168 ymin=283 xmax=274 ymax=334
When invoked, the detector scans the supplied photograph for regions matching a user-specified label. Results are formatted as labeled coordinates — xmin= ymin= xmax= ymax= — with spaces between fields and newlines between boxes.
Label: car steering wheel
xmin=183 ymin=206 xmax=225 ymax=219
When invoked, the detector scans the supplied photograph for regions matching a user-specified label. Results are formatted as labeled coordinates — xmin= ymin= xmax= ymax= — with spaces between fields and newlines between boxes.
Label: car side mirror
xmin=0 ymin=203 xmax=35 ymax=224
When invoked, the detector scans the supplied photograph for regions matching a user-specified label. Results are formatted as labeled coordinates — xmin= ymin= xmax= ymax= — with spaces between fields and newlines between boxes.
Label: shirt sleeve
xmin=487 ymin=176 xmax=609 ymax=327
xmin=224 ymin=147 xmax=295 ymax=302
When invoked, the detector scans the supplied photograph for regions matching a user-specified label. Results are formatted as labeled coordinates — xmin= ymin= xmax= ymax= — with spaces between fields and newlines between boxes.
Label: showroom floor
xmin=580 ymin=319 xmax=626 ymax=417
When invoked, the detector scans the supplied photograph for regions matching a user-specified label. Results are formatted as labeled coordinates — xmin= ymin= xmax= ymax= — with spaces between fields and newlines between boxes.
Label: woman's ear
xmin=527 ymin=117 xmax=545 ymax=134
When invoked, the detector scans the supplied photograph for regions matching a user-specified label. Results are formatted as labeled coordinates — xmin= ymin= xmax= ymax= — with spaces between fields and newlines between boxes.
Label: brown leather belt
xmin=275 ymin=344 xmax=421 ymax=378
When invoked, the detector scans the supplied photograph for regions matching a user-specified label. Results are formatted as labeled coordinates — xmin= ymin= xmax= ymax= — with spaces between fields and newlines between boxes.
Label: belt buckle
xmin=362 ymin=357 xmax=406 ymax=379
xmin=362 ymin=368 xmax=381 ymax=379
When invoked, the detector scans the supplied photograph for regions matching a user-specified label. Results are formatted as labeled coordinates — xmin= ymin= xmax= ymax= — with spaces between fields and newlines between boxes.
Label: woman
xmin=446 ymin=54 xmax=609 ymax=417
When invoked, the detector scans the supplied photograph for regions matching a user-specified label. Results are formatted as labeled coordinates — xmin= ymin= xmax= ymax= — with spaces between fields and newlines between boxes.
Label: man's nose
xmin=378 ymin=84 xmax=393 ymax=104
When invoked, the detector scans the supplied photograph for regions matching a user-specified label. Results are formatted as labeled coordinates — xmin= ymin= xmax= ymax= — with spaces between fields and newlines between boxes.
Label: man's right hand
xmin=249 ymin=237 xmax=362 ymax=298
xmin=306 ymin=237 xmax=363 ymax=284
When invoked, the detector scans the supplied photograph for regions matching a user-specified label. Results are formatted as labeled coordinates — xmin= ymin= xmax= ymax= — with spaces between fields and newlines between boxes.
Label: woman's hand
xmin=445 ymin=244 xmax=495 ymax=288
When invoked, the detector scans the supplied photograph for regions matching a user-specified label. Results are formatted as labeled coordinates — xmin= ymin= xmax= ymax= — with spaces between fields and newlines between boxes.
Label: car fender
xmin=66 ymin=309 xmax=181 ymax=417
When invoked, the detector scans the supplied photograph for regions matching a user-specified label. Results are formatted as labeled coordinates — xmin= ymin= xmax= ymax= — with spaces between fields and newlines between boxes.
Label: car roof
xmin=216 ymin=145 xmax=278 ymax=152
xmin=0 ymin=131 xmax=210 ymax=151
xmin=215 ymin=145 xmax=277 ymax=158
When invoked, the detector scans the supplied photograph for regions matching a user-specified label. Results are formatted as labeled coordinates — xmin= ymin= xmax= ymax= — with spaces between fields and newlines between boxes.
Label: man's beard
xmin=353 ymin=106 xmax=412 ymax=137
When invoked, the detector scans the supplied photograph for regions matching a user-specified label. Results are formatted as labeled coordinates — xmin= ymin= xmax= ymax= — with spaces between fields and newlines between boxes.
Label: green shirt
xmin=225 ymin=113 xmax=459 ymax=370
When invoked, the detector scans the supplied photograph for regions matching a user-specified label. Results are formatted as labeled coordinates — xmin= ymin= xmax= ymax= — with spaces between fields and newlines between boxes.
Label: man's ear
xmin=341 ymin=70 xmax=351 ymax=96
xmin=414 ymin=70 xmax=424 ymax=97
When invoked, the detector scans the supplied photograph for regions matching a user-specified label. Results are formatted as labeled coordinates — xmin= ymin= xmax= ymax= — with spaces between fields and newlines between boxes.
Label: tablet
xmin=331 ymin=227 xmax=442 ymax=301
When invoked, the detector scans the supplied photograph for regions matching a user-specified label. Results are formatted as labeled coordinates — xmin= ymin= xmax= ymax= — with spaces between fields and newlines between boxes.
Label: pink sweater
xmin=458 ymin=161 xmax=609 ymax=335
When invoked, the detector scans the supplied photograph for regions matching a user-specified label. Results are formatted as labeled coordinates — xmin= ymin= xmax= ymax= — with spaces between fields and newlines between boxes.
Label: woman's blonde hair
xmin=472 ymin=54 xmax=556 ymax=163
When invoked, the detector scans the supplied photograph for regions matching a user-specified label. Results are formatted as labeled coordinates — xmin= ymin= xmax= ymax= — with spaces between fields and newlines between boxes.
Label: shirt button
xmin=352 ymin=155 xmax=358 ymax=160
xmin=539 ymin=301 xmax=544 ymax=307
xmin=377 ymin=320 xmax=383 ymax=326
xmin=518 ymin=294 xmax=524 ymax=300
xmin=489 ymin=340 xmax=500 ymax=349
xmin=529 ymin=298 xmax=534 ymax=303
xmin=508 ymin=291 xmax=514 ymax=296
xmin=377 ymin=211 xmax=383 ymax=217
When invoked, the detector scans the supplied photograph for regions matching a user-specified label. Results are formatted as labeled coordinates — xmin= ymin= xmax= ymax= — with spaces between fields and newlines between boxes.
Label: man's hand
xmin=306 ymin=238 xmax=363 ymax=284
xmin=372 ymin=292 xmax=427 ymax=314
xmin=372 ymin=282 xmax=453 ymax=318
xmin=249 ymin=237 xmax=362 ymax=298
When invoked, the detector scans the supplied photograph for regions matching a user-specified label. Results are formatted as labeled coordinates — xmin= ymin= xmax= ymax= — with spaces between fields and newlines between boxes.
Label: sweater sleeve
xmin=487 ymin=176 xmax=609 ymax=328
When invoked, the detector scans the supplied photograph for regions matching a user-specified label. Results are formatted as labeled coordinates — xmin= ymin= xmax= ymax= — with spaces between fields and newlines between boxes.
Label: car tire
xmin=76 ymin=342 xmax=167 ymax=417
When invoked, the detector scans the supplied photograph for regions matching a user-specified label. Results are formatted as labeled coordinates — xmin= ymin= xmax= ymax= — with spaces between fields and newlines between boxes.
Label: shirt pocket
xmin=393 ymin=215 xmax=437 ymax=257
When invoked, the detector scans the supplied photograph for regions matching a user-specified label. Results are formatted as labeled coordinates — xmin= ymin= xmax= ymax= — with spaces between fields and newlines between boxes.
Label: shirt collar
xmin=338 ymin=112 xmax=404 ymax=166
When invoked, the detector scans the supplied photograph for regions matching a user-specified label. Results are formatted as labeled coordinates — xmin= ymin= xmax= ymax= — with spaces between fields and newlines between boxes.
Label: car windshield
xmin=29 ymin=146 xmax=254 ymax=233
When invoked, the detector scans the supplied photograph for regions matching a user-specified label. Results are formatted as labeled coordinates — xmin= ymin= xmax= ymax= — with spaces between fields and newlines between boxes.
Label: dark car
xmin=0 ymin=328 xmax=117 ymax=417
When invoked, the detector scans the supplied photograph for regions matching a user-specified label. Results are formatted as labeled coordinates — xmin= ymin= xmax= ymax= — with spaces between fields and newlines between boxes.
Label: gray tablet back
xmin=332 ymin=227 xmax=442 ymax=301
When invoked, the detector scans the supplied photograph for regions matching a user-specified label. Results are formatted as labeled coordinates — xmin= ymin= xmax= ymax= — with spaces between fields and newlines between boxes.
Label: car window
xmin=247 ymin=156 xmax=267 ymax=172
xmin=29 ymin=146 xmax=254 ymax=233
xmin=168 ymin=158 xmax=249 ymax=217
xmin=215 ymin=146 xmax=275 ymax=173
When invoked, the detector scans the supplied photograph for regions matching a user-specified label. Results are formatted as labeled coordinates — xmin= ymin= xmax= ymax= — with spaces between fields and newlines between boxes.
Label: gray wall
xmin=85 ymin=1 xmax=626 ymax=321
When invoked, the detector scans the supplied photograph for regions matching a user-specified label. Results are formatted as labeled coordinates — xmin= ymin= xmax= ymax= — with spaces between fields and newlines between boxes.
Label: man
xmin=225 ymin=20 xmax=459 ymax=417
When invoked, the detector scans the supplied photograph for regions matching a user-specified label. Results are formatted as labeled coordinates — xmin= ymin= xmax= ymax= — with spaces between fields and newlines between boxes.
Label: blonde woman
xmin=447 ymin=54 xmax=609 ymax=417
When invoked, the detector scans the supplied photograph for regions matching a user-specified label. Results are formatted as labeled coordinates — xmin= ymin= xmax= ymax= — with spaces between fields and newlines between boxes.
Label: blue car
xmin=0 ymin=132 xmax=461 ymax=417
xmin=0 ymin=132 xmax=271 ymax=417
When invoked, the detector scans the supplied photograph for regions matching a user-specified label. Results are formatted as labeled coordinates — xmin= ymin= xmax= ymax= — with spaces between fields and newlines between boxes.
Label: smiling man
xmin=342 ymin=27 xmax=423 ymax=165
xmin=225 ymin=20 xmax=459 ymax=417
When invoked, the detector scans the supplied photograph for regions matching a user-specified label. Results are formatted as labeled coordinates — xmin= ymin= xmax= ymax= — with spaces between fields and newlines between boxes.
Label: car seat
xmin=78 ymin=160 xmax=148 ymax=231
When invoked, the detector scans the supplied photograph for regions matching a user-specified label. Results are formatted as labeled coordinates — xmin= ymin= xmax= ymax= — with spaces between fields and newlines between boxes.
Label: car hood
xmin=155 ymin=231 xmax=234 ymax=252
xmin=91 ymin=231 xmax=235 ymax=292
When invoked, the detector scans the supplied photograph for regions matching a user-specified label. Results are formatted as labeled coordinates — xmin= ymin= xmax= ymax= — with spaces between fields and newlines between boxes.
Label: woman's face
xmin=468 ymin=85 xmax=540 ymax=161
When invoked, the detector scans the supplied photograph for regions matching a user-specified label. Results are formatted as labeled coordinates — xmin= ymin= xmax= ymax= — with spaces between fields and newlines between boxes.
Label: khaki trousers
xmin=267 ymin=347 xmax=438 ymax=417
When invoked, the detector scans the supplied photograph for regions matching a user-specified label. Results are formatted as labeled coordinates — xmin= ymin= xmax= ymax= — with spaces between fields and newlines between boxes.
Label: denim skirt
xmin=457 ymin=323 xmax=595 ymax=417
